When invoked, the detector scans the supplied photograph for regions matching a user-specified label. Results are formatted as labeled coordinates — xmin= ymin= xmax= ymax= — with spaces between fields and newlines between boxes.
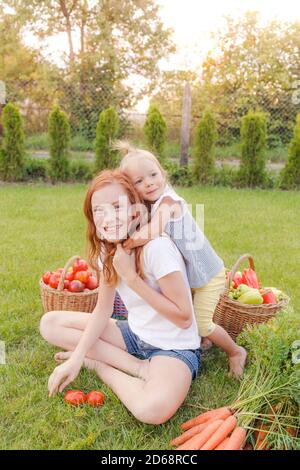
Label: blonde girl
xmin=117 ymin=141 xmax=247 ymax=378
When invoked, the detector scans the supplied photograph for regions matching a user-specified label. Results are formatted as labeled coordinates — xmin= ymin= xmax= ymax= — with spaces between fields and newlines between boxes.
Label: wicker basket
xmin=40 ymin=255 xmax=99 ymax=313
xmin=213 ymin=253 xmax=290 ymax=340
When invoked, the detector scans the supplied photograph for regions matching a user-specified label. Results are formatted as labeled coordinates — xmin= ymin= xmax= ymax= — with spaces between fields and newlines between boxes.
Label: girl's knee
xmin=133 ymin=397 xmax=176 ymax=425
xmin=39 ymin=311 xmax=60 ymax=340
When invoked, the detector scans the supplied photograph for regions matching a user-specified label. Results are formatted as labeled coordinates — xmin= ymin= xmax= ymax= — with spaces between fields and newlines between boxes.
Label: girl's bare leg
xmin=82 ymin=355 xmax=192 ymax=425
xmin=207 ymin=325 xmax=247 ymax=378
xmin=39 ymin=311 xmax=150 ymax=379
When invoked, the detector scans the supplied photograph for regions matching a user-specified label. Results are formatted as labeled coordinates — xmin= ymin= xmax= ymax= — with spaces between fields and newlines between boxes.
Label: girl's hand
xmin=123 ymin=235 xmax=148 ymax=250
xmin=48 ymin=358 xmax=82 ymax=397
xmin=113 ymin=243 xmax=138 ymax=283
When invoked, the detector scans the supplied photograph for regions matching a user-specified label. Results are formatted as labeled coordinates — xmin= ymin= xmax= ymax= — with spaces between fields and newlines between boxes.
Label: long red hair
xmin=83 ymin=169 xmax=147 ymax=287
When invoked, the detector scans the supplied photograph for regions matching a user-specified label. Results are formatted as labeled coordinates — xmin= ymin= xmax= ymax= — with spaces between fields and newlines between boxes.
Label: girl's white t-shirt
xmin=98 ymin=234 xmax=200 ymax=351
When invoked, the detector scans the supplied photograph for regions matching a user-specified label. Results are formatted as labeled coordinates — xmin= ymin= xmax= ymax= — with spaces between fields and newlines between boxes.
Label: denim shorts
xmin=116 ymin=320 xmax=201 ymax=380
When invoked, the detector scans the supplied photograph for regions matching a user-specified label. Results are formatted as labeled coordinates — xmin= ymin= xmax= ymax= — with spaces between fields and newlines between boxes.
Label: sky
xmin=156 ymin=0 xmax=300 ymax=70
xmin=20 ymin=0 xmax=300 ymax=112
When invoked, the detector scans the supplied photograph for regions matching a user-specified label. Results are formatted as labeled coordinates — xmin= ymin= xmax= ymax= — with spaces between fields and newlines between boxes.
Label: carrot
xmin=200 ymin=415 xmax=238 ymax=450
xmin=177 ymin=419 xmax=224 ymax=450
xmin=286 ymin=426 xmax=297 ymax=437
xmin=254 ymin=422 xmax=269 ymax=450
xmin=170 ymin=422 xmax=209 ymax=447
xmin=215 ymin=437 xmax=230 ymax=450
xmin=171 ymin=413 xmax=233 ymax=447
xmin=181 ymin=406 xmax=232 ymax=431
xmin=223 ymin=427 xmax=247 ymax=450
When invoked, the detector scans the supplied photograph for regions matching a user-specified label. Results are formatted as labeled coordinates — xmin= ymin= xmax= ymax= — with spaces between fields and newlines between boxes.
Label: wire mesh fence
xmin=1 ymin=78 xmax=299 ymax=163
xmin=1 ymin=79 xmax=131 ymax=142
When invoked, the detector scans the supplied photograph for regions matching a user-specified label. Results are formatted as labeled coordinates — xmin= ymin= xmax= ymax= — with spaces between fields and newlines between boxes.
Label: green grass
xmin=26 ymin=134 xmax=288 ymax=163
xmin=0 ymin=183 xmax=299 ymax=450
xmin=131 ymin=139 xmax=288 ymax=163
xmin=25 ymin=133 xmax=94 ymax=152
xmin=215 ymin=143 xmax=288 ymax=163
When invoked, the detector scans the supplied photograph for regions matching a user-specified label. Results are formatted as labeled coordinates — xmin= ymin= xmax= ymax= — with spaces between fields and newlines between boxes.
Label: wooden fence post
xmin=180 ymin=81 xmax=191 ymax=166
xmin=0 ymin=80 xmax=6 ymax=139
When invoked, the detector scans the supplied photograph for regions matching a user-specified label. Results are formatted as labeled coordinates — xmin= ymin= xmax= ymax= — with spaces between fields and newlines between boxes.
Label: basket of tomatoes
xmin=39 ymin=255 xmax=99 ymax=313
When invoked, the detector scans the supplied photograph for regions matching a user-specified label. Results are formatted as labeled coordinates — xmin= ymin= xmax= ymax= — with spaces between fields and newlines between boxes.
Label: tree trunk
xmin=66 ymin=23 xmax=75 ymax=64
xmin=59 ymin=0 xmax=76 ymax=65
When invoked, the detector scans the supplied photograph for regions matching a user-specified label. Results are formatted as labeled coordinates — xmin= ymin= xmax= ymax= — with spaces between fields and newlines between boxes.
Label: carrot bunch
xmin=253 ymin=405 xmax=298 ymax=450
xmin=170 ymin=406 xmax=247 ymax=451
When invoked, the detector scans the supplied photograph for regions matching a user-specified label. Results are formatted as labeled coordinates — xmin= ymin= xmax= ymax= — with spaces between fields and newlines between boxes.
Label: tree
xmin=198 ymin=12 xmax=300 ymax=145
xmin=48 ymin=105 xmax=71 ymax=182
xmin=2 ymin=0 xmax=175 ymax=105
xmin=238 ymin=110 xmax=267 ymax=187
xmin=0 ymin=102 xmax=25 ymax=181
xmin=192 ymin=108 xmax=217 ymax=184
xmin=0 ymin=11 xmax=65 ymax=136
xmin=143 ymin=105 xmax=167 ymax=162
xmin=95 ymin=107 xmax=120 ymax=172
xmin=279 ymin=114 xmax=300 ymax=190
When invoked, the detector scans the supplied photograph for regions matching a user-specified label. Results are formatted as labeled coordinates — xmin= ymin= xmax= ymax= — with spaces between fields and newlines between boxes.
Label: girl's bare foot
xmin=228 ymin=346 xmax=247 ymax=379
xmin=55 ymin=351 xmax=72 ymax=363
xmin=201 ymin=337 xmax=213 ymax=351
xmin=54 ymin=350 xmax=108 ymax=378
xmin=82 ymin=357 xmax=108 ymax=377
xmin=54 ymin=350 xmax=150 ymax=381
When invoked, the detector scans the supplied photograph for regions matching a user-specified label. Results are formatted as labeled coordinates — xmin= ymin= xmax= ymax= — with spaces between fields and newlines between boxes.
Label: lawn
xmin=0 ymin=183 xmax=299 ymax=450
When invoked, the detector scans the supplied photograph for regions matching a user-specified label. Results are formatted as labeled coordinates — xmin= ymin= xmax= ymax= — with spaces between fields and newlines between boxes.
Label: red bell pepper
xmin=232 ymin=271 xmax=243 ymax=288
xmin=261 ymin=290 xmax=277 ymax=304
xmin=241 ymin=268 xmax=260 ymax=289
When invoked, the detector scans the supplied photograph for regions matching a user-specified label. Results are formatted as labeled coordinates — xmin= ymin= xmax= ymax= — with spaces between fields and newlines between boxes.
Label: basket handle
xmin=57 ymin=255 xmax=81 ymax=291
xmin=226 ymin=253 xmax=256 ymax=290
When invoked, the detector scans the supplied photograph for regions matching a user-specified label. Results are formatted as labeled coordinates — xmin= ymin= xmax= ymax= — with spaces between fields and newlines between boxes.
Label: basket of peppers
xmin=213 ymin=253 xmax=290 ymax=340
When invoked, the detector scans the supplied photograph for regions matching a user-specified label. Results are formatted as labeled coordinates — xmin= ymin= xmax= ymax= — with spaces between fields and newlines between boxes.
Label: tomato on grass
xmin=86 ymin=391 xmax=105 ymax=407
xmin=64 ymin=390 xmax=87 ymax=406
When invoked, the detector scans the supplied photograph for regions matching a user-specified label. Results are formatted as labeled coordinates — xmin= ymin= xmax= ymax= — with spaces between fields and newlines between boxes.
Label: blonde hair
xmin=113 ymin=140 xmax=169 ymax=184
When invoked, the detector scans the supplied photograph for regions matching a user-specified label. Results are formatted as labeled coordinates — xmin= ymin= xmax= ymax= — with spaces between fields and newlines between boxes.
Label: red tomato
xmin=49 ymin=273 xmax=61 ymax=289
xmin=42 ymin=271 xmax=52 ymax=284
xmin=86 ymin=275 xmax=98 ymax=290
xmin=53 ymin=271 xmax=63 ymax=277
xmin=73 ymin=258 xmax=88 ymax=273
xmin=86 ymin=390 xmax=105 ymax=407
xmin=74 ymin=270 xmax=90 ymax=284
xmin=262 ymin=291 xmax=277 ymax=304
xmin=64 ymin=280 xmax=70 ymax=290
xmin=64 ymin=390 xmax=86 ymax=406
xmin=65 ymin=271 xmax=74 ymax=281
xmin=68 ymin=280 xmax=85 ymax=293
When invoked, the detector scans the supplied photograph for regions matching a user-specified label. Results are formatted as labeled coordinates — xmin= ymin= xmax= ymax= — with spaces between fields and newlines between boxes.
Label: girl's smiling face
xmin=91 ymin=182 xmax=134 ymax=242
xmin=124 ymin=158 xmax=166 ymax=202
